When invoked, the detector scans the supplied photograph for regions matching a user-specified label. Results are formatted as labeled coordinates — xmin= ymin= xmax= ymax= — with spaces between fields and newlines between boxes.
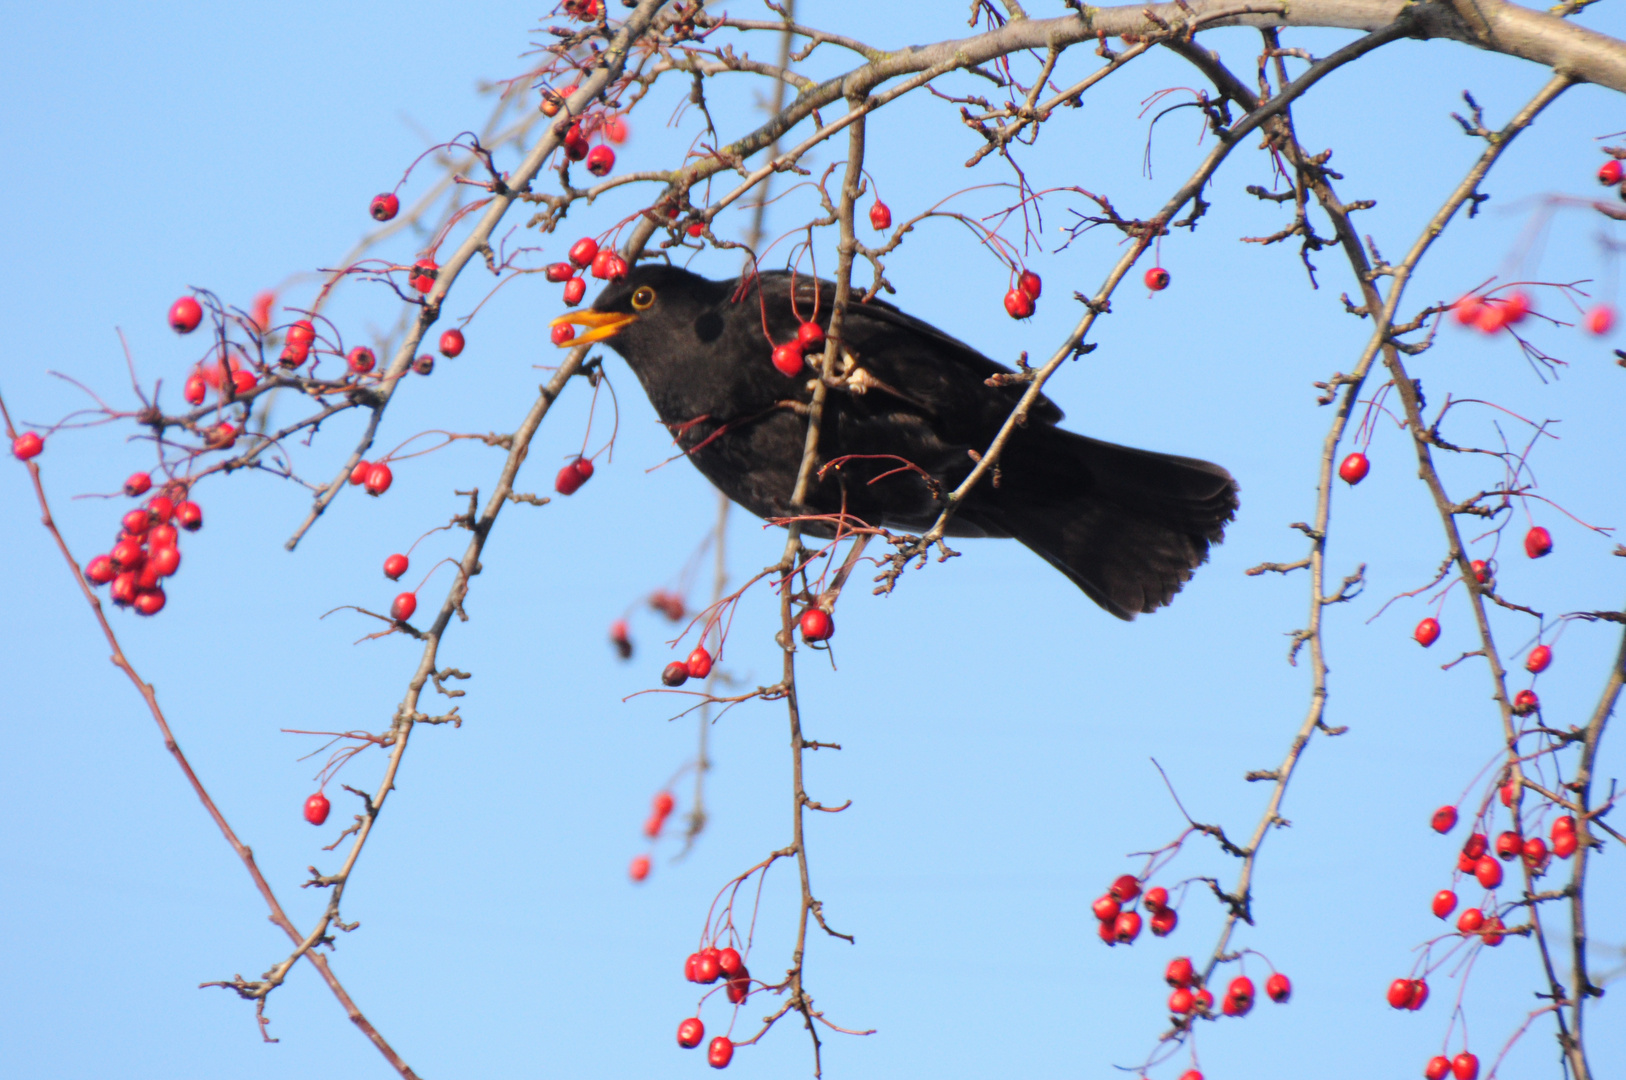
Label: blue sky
xmin=3 ymin=3 xmax=1624 ymax=1078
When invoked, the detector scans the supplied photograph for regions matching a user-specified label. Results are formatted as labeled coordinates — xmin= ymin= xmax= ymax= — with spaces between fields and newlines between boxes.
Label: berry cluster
xmin=660 ymin=645 xmax=713 ymax=688
xmin=555 ymin=455 xmax=595 ymax=495
xmin=770 ymin=319 xmax=827 ymax=377
xmin=1161 ymin=954 xmax=1291 ymax=1023
xmin=674 ymin=944 xmax=748 ymax=1068
xmin=627 ymin=790 xmax=679 ymax=882
xmin=1091 ymin=874 xmax=1177 ymax=944
xmin=79 ymin=473 xmax=204 ymax=617
xmin=1002 ymin=269 xmax=1042 ymax=320
xmin=547 ymin=237 xmax=628 ymax=344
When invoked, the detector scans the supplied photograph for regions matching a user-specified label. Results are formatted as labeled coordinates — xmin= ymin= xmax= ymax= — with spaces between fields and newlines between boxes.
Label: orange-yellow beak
xmin=549 ymin=309 xmax=637 ymax=346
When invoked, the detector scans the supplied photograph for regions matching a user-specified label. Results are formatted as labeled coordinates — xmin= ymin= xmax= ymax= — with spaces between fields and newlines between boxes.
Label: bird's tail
xmin=979 ymin=429 xmax=1239 ymax=619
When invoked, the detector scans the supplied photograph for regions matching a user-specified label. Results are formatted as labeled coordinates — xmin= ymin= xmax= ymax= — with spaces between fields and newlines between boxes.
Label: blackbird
xmin=551 ymin=265 xmax=1238 ymax=619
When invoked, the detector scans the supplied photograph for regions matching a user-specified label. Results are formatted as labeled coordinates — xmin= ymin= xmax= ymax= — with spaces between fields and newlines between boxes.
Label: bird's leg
xmin=815 ymin=533 xmax=873 ymax=613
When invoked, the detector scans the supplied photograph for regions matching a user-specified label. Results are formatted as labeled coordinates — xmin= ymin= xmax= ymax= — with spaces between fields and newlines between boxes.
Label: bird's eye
xmin=631 ymin=286 xmax=656 ymax=311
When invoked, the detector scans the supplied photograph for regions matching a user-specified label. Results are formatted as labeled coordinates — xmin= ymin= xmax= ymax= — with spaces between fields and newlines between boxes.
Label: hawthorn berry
xmin=1018 ymin=269 xmax=1042 ymax=299
xmin=1223 ymin=976 xmax=1254 ymax=1017
xmin=545 ymin=262 xmax=575 ymax=283
xmin=184 ymin=373 xmax=207 ymax=405
xmin=390 ymin=592 xmax=417 ymax=621
xmin=1003 ymin=287 xmax=1036 ymax=320
xmin=1553 ymin=825 xmax=1578 ymax=859
xmin=110 ymin=572 xmax=138 ymax=606
xmin=1552 ymin=815 xmax=1576 ymax=838
xmin=652 ymin=791 xmax=675 ymax=818
xmin=1431 ymin=806 xmax=1458 ymax=834
xmin=687 ymin=646 xmax=713 ymax=679
xmin=1522 ymin=836 xmax=1549 ymax=866
xmin=1407 ymin=979 xmax=1429 ymax=1011
xmin=1387 ymin=978 xmax=1416 ymax=1009
xmin=684 ymin=953 xmax=701 ymax=982
xmin=562 ymin=277 xmax=587 ymax=307
xmin=772 ymin=342 xmax=805 ymax=377
xmin=364 ymin=462 xmax=394 ymax=496
xmin=1144 ymin=267 xmax=1171 ymax=291
xmin=370 ymin=192 xmax=400 ymax=221
xmin=229 ymin=368 xmax=257 ymax=396
xmin=1452 ymin=1051 xmax=1479 ymax=1080
xmin=1091 ymin=895 xmax=1121 ymax=923
xmin=661 ymin=661 xmax=690 ymax=687
xmin=1426 ymin=1056 xmax=1453 ymax=1080
xmin=1501 ymin=290 xmax=1532 ymax=324
xmin=707 ymin=1036 xmax=733 ymax=1069
xmin=1150 ymin=908 xmax=1177 ymax=936
xmin=1414 ymin=617 xmax=1440 ymax=648
xmin=174 ymin=500 xmax=203 ymax=531
xmin=629 ymin=855 xmax=651 ymax=882
xmin=1109 ymin=874 xmax=1141 ymax=902
xmin=725 ymin=970 xmax=750 ymax=1004
xmin=1474 ymin=854 xmax=1503 ymax=889
xmin=562 ymin=123 xmax=590 ymax=161
xmin=1266 ymin=972 xmax=1291 ymax=1003
xmin=651 ymin=591 xmax=685 ymax=621
xmin=304 ymin=791 xmax=331 ymax=825
xmin=1165 ymin=956 xmax=1195 ymax=987
xmin=600 ymin=253 xmax=629 ymax=281
xmin=136 ymin=562 xmax=162 ymax=591
xmin=717 ymin=946 xmax=743 ymax=977
xmin=1143 ymin=886 xmax=1168 ymax=911
xmin=1600 ymin=159 xmax=1625 ymax=186
xmin=610 ymin=619 xmax=633 ymax=659
xmin=552 ymin=323 xmax=577 ymax=346
xmin=868 ymin=201 xmax=891 ymax=230
xmin=287 ymin=320 xmax=317 ymax=348
xmin=86 ymin=555 xmax=116 ymax=585
xmin=677 ymin=1017 xmax=704 ymax=1049
xmin=1494 ymin=830 xmax=1521 ymax=861
xmin=1525 ymin=643 xmax=1551 ymax=674
xmin=150 ymin=523 xmax=178 ymax=549
xmin=1097 ymin=918 xmax=1118 ymax=945
xmin=696 ymin=949 xmax=722 ymax=984
xmin=120 ymin=472 xmax=152 ymax=498
xmin=687 ymin=221 xmax=706 ymax=237
xmin=1338 ymin=452 xmax=1370 ymax=485
xmin=590 ymin=249 xmax=615 ymax=280
xmin=169 ymin=296 xmax=203 ymax=334
xmin=1452 ymin=296 xmax=1485 ymax=326
xmin=799 ymin=608 xmax=834 ymax=642
xmin=148 ymin=495 xmax=174 ymax=523
xmin=1167 ymin=987 xmax=1195 ymax=1014
xmin=1469 ymin=559 xmax=1491 ymax=585
xmin=642 ymin=812 xmax=664 ymax=838
xmin=384 ymin=554 xmax=409 ymax=580
xmin=1584 ymin=303 xmax=1616 ymax=336
xmin=1432 ymin=889 xmax=1458 ymax=919
xmin=1512 ymin=689 xmax=1539 ymax=715
xmin=148 ymin=545 xmax=181 ymax=578
xmin=413 ymin=354 xmax=434 ymax=376
xmin=1456 ymin=907 xmax=1484 ymax=934
xmin=1463 ymin=833 xmax=1488 ymax=861
xmin=1476 ymin=301 xmax=1509 ymax=333
xmin=11 ymin=431 xmax=43 ymax=460
xmin=121 ymin=509 xmax=151 ymax=536
xmin=797 ymin=321 xmax=825 ymax=352
xmin=410 ymin=258 xmax=438 ymax=293
xmin=555 ymin=458 xmax=592 ymax=495
xmin=111 ymin=539 xmax=146 ymax=571
xmin=132 ymin=586 xmax=166 ymax=616
xmin=347 ymin=346 xmax=376 ymax=374
xmin=1193 ymin=988 xmax=1214 ymax=1012
xmin=585 ymin=145 xmax=615 ymax=176
xmin=1523 ymin=525 xmax=1552 ymax=559
xmin=1480 ymin=915 xmax=1506 ymax=946
xmin=1113 ymin=910 xmax=1142 ymax=944
xmin=280 ymin=343 xmax=309 ymax=368
xmin=439 ymin=328 xmax=465 ymax=357
xmin=205 ymin=420 xmax=238 ymax=450
xmin=568 ymin=237 xmax=599 ymax=268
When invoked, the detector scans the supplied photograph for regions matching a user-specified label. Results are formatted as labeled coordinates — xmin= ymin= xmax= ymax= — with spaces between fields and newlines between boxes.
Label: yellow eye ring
xmin=631 ymin=286 xmax=656 ymax=311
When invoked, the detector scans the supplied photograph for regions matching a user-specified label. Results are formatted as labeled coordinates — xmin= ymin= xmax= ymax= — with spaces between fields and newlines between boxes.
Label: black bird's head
xmin=548 ymin=263 xmax=728 ymax=359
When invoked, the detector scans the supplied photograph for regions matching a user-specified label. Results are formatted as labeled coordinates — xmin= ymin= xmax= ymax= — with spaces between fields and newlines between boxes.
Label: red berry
xmin=555 ymin=462 xmax=586 ymax=495
xmin=1407 ymin=979 xmax=1430 ymax=1010
xmin=610 ymin=619 xmax=632 ymax=659
xmin=563 ymin=124 xmax=590 ymax=161
xmin=629 ymin=855 xmax=651 ymax=881
xmin=1494 ymin=830 xmax=1521 ymax=861
xmin=370 ymin=192 xmax=400 ymax=221
xmin=1463 ymin=833 xmax=1488 ymax=861
xmin=350 ymin=458 xmax=372 ymax=485
xmin=1584 ymin=304 xmax=1616 ymax=336
xmin=772 ymin=342 xmax=805 ymax=377
xmin=364 ymin=462 xmax=394 ymax=496
xmin=174 ymin=500 xmax=203 ymax=531
xmin=585 ymin=145 xmax=615 ymax=176
xmin=1520 ymin=836 xmax=1548 ymax=870
xmin=136 ymin=561 xmax=162 ymax=592
xmin=110 ymin=539 xmax=146 ymax=571
xmin=1112 ymin=910 xmax=1142 ymax=944
xmin=1091 ymin=895 xmax=1120 ymax=923
xmin=1470 ymin=559 xmax=1491 ymax=585
xmin=545 ymin=262 xmax=575 ymax=283
xmin=725 ymin=969 xmax=750 ymax=1004
xmin=150 ymin=522 xmax=178 ymax=549
xmin=1502 ymin=290 xmax=1532 ymax=325
xmin=1150 ymin=908 xmax=1177 ymax=936
xmin=11 ymin=431 xmax=43 ymax=460
xmin=642 ymin=812 xmax=664 ymax=838
xmin=1426 ymin=1056 xmax=1452 ymax=1080
xmin=1553 ymin=828 xmax=1578 ymax=859
xmin=562 ymin=277 xmax=587 ymax=307
xmin=1179 ymin=1072 xmax=1203 ymax=1080
xmin=384 ymin=554 xmax=409 ymax=580
xmin=122 ymin=471 xmax=152 ymax=497
xmin=551 ymin=323 xmax=577 ymax=346
xmin=1474 ymin=855 xmax=1503 ymax=889
xmin=796 ymin=321 xmax=825 ymax=352
xmin=684 ymin=953 xmax=700 ymax=982
xmin=1432 ymin=889 xmax=1458 ymax=919
xmin=1513 ymin=689 xmax=1539 ymax=715
xmin=799 ymin=608 xmax=834 ymax=642
xmin=573 ymin=457 xmax=594 ymax=482
xmin=1475 ymin=299 xmax=1506 ymax=333
xmin=148 ymin=545 xmax=181 ymax=578
xmin=1499 ymin=779 xmax=1519 ymax=809
xmin=1165 ymin=957 xmax=1195 ymax=987
xmin=687 ymin=647 xmax=713 ymax=679
xmin=687 ymin=221 xmax=706 ymax=237
xmin=717 ymin=946 xmax=743 ymax=977
xmin=707 ymin=1036 xmax=733 ymax=1069
xmin=132 ymin=586 xmax=166 ymax=616
xmin=677 ymin=1017 xmax=704 ymax=1049
xmin=1452 ymin=1052 xmax=1479 ymax=1080
xmin=1266 ymin=972 xmax=1291 ymax=1003
xmin=412 ymin=354 xmax=434 ymax=376
xmin=147 ymin=495 xmax=174 ymax=523
xmin=169 ymin=296 xmax=203 ymax=334
xmin=601 ymin=253 xmax=629 ymax=281
xmin=1552 ymin=815 xmax=1576 ymax=835
xmin=1097 ymin=917 xmax=1118 ymax=945
xmin=183 ymin=373 xmax=207 ymax=405
xmin=696 ymin=950 xmax=721 ymax=983
xmin=1414 ymin=617 xmax=1440 ymax=648
xmin=1387 ymin=977 xmax=1416 ymax=1009
xmin=230 ymin=368 xmax=257 ymax=396
xmin=287 ymin=320 xmax=316 ymax=348
xmin=1431 ymin=806 xmax=1458 ymax=833
xmin=1599 ymin=159 xmax=1625 ymax=186
xmin=1522 ymin=646 xmax=1552 ymax=679
xmin=590 ymin=249 xmax=614 ymax=280
xmin=279 ymin=343 xmax=309 ymax=368
xmin=1003 ymin=287 xmax=1035 ymax=320
xmin=304 ymin=791 xmax=331 ymax=825
xmin=1456 ymin=907 xmax=1484 ymax=934
xmin=438 ymin=329 xmax=466 ymax=358
xmin=86 ymin=554 xmax=116 ymax=585
xmin=121 ymin=509 xmax=151 ymax=536
xmin=603 ymin=115 xmax=628 ymax=144
xmin=347 ymin=346 xmax=376 ymax=374
xmin=390 ymin=592 xmax=417 ymax=621
xmin=1143 ymin=886 xmax=1169 ymax=911
xmin=1193 ymin=987 xmax=1213 ymax=1013
xmin=1144 ymin=267 xmax=1170 ymax=291
xmin=1452 ymin=296 xmax=1485 ymax=326
xmin=661 ymin=661 xmax=689 ymax=687
xmin=1018 ymin=269 xmax=1042 ymax=299
xmin=868 ymin=201 xmax=891 ymax=230
xmin=1481 ymin=914 xmax=1506 ymax=946
xmin=410 ymin=258 xmax=438 ymax=293
xmin=110 ymin=571 xmax=138 ymax=606
xmin=1223 ymin=975 xmax=1254 ymax=1016
xmin=1338 ymin=452 xmax=1370 ymax=485
xmin=1524 ymin=525 xmax=1552 ymax=559
xmin=651 ymin=792 xmax=675 ymax=819
xmin=1167 ymin=987 xmax=1195 ymax=1013
xmin=568 ymin=238 xmax=599 ymax=268
xmin=1109 ymin=875 xmax=1141 ymax=902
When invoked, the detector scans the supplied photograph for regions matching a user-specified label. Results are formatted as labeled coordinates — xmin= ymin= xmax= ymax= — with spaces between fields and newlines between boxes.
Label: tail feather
xmin=977 ymin=430 xmax=1239 ymax=619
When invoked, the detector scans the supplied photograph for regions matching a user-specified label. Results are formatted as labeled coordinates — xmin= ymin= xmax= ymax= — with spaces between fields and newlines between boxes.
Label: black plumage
xmin=552 ymin=265 xmax=1238 ymax=619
